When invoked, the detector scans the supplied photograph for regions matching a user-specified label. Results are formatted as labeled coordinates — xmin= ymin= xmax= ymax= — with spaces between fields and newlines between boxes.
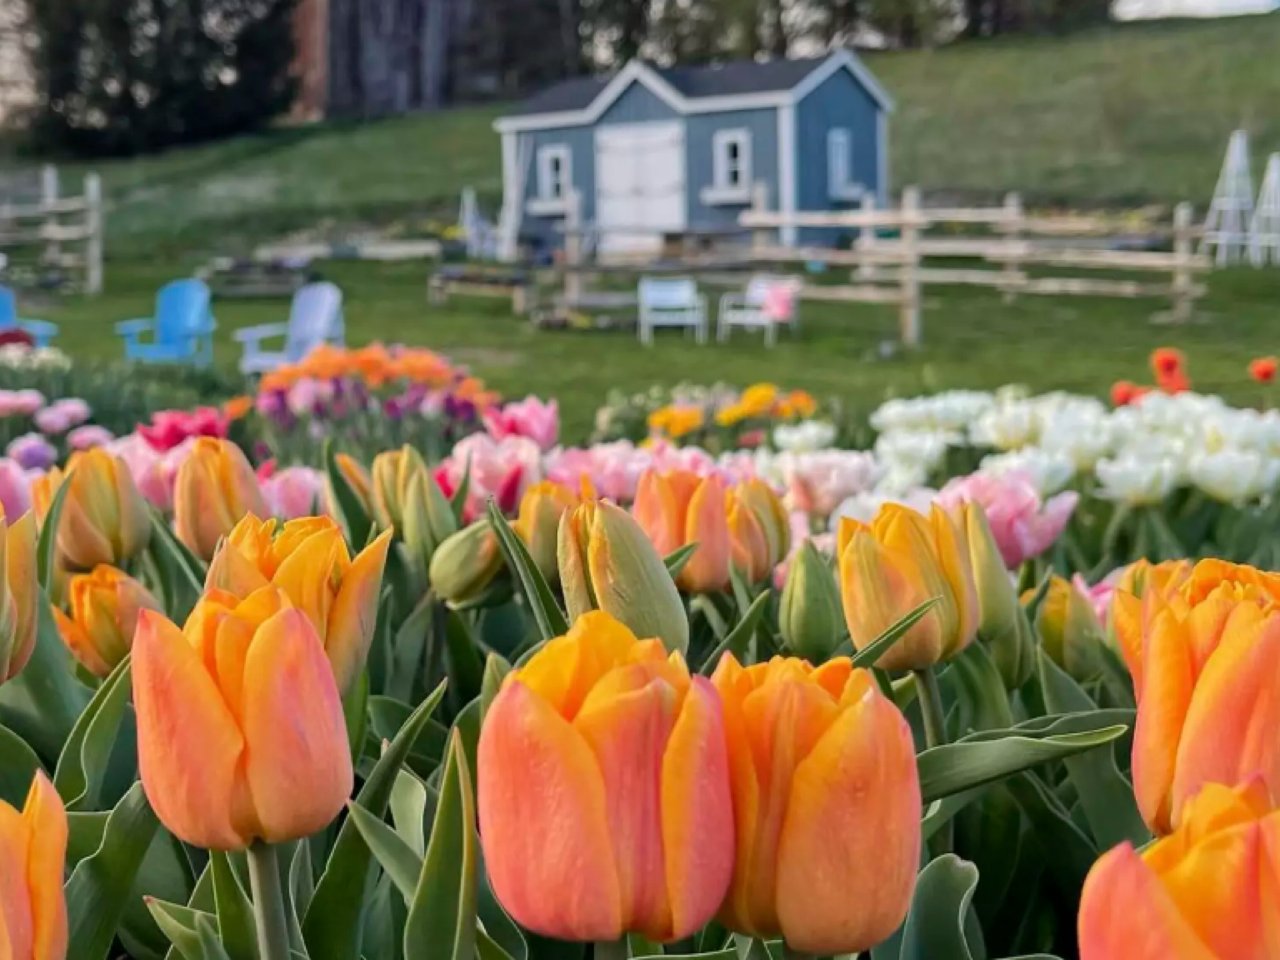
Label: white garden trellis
xmin=1248 ymin=153 xmax=1280 ymax=267
xmin=1202 ymin=129 xmax=1254 ymax=265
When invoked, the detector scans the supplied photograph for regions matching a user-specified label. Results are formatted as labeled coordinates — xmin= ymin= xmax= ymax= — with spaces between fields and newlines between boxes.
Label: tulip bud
xmin=558 ymin=499 xmax=689 ymax=654
xmin=369 ymin=445 xmax=456 ymax=584
xmin=54 ymin=565 xmax=162 ymax=677
xmin=1029 ymin=576 xmax=1106 ymax=683
xmin=514 ymin=481 xmax=578 ymax=585
xmin=327 ymin=453 xmax=373 ymax=517
xmin=712 ymin=655 xmax=921 ymax=954
xmin=173 ymin=438 xmax=267 ymax=561
xmin=778 ymin=542 xmax=844 ymax=661
xmin=633 ymin=469 xmax=732 ymax=594
xmin=428 ymin=521 xmax=503 ymax=607
xmin=0 ymin=770 xmax=68 ymax=960
xmin=478 ymin=612 xmax=733 ymax=942
xmin=369 ymin=445 xmax=425 ymax=532
xmin=31 ymin=448 xmax=151 ymax=571
xmin=132 ymin=589 xmax=353 ymax=850
xmin=0 ymin=509 xmax=37 ymax=683
xmin=957 ymin=502 xmax=1033 ymax=688
xmin=733 ymin=478 xmax=791 ymax=570
xmin=205 ymin=515 xmax=391 ymax=694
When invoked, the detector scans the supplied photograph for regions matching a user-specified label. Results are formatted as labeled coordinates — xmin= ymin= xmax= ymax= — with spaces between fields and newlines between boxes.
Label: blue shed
xmin=493 ymin=51 xmax=893 ymax=259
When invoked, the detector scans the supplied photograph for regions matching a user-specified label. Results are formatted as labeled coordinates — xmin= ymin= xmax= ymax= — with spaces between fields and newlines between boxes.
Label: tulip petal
xmin=633 ymin=472 xmax=682 ymax=558
xmin=0 ymin=801 xmax=33 ymax=960
xmin=271 ymin=527 xmax=345 ymax=643
xmin=326 ymin=529 xmax=391 ymax=692
xmin=1077 ymin=843 xmax=1217 ymax=960
xmin=661 ymin=676 xmax=734 ymax=941
xmin=478 ymin=680 xmax=622 ymax=941
xmin=23 ymin=772 xmax=68 ymax=960
xmin=240 ymin=608 xmax=353 ymax=844
xmin=132 ymin=610 xmax=248 ymax=850
xmin=680 ymin=476 xmax=731 ymax=594
xmin=1131 ymin=608 xmax=1196 ymax=834
xmin=775 ymin=687 xmax=921 ymax=955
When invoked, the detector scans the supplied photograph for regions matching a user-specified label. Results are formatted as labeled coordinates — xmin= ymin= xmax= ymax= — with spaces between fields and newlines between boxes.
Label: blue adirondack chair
xmin=0 ymin=285 xmax=59 ymax=347
xmin=115 ymin=279 xmax=216 ymax=366
xmin=233 ymin=281 xmax=345 ymax=375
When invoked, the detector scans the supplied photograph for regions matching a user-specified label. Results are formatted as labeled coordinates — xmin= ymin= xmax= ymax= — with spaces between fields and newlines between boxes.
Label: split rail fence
xmin=0 ymin=165 xmax=104 ymax=294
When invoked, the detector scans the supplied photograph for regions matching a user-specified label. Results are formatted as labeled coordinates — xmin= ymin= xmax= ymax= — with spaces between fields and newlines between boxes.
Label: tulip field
xmin=0 ymin=338 xmax=1278 ymax=960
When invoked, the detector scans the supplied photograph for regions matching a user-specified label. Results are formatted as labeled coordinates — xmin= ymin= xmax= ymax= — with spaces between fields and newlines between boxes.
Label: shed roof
xmin=511 ymin=55 xmax=830 ymax=116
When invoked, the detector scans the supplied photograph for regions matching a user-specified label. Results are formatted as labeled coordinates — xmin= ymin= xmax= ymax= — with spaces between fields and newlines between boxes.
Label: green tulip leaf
xmin=662 ymin=542 xmax=699 ymax=579
xmin=450 ymin=457 xmax=473 ymax=525
xmin=403 ymin=728 xmax=479 ymax=959
xmin=897 ymin=854 xmax=982 ymax=960
xmin=390 ymin=766 xmax=430 ymax=857
xmin=387 ymin=593 xmax=436 ymax=704
xmin=147 ymin=510 xmax=205 ymax=624
xmin=346 ymin=799 xmax=424 ymax=899
xmin=480 ymin=652 xmax=512 ymax=717
xmin=698 ymin=590 xmax=771 ymax=675
xmin=210 ymin=852 xmax=256 ymax=960
xmin=1006 ymin=771 xmax=1100 ymax=899
xmin=303 ymin=679 xmax=446 ymax=960
xmin=65 ymin=782 xmax=161 ymax=960
xmin=324 ymin=439 xmax=373 ymax=548
xmin=919 ymin=725 xmax=1128 ymax=803
xmin=849 ymin=597 xmax=940 ymax=670
xmin=1037 ymin=651 xmax=1148 ymax=849
xmin=0 ymin=722 xmax=42 ymax=807
xmin=36 ymin=474 xmax=70 ymax=589
xmin=54 ymin=654 xmax=135 ymax=811
xmin=950 ymin=642 xmax=1014 ymax=733
xmin=963 ymin=709 xmax=1135 ymax=742
xmin=486 ymin=499 xmax=568 ymax=642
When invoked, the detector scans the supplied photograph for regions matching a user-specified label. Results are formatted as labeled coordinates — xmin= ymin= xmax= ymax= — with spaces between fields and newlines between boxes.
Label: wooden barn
xmin=494 ymin=50 xmax=894 ymax=259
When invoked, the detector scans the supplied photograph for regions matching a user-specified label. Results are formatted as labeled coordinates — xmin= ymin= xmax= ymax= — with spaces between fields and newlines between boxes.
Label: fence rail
xmin=0 ymin=165 xmax=104 ymax=294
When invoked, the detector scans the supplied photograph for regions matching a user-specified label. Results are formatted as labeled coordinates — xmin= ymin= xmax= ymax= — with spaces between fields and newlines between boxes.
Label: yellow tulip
xmin=53 ymin=565 xmax=161 ymax=677
xmin=205 ymin=514 xmax=391 ymax=693
xmin=0 ymin=770 xmax=67 ymax=960
xmin=0 ymin=508 xmax=38 ymax=683
xmin=173 ymin=438 xmax=267 ymax=561
xmin=514 ymin=481 xmax=578 ymax=584
xmin=31 ymin=449 xmax=150 ymax=571
xmin=837 ymin=503 xmax=978 ymax=672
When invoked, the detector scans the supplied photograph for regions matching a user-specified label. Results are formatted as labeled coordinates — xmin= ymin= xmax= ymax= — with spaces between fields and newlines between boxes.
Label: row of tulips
xmin=1 ymin=411 xmax=1279 ymax=958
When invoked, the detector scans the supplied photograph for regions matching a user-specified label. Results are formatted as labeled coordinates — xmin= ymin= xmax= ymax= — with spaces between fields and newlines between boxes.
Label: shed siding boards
xmin=520 ymin=125 xmax=597 ymax=249
xmin=597 ymin=83 xmax=678 ymax=126
xmin=685 ymin=108 xmax=779 ymax=232
xmin=795 ymin=67 xmax=884 ymax=246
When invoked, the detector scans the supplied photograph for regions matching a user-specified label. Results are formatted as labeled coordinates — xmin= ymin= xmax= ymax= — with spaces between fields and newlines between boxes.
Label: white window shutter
xmin=828 ymin=128 xmax=850 ymax=198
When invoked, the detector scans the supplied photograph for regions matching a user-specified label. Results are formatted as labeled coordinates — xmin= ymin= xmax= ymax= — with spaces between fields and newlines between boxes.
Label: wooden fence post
xmin=563 ymin=189 xmax=583 ymax=306
xmin=1002 ymin=191 xmax=1023 ymax=304
xmin=1171 ymin=202 xmax=1193 ymax=324
xmin=899 ymin=186 xmax=922 ymax=347
xmin=84 ymin=173 xmax=104 ymax=295
xmin=855 ymin=193 xmax=877 ymax=282
xmin=750 ymin=182 xmax=770 ymax=260
xmin=40 ymin=164 xmax=60 ymax=266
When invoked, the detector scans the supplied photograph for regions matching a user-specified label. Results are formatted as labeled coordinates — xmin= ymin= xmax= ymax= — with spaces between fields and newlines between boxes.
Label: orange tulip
xmin=1111 ymin=559 xmax=1280 ymax=834
xmin=0 ymin=770 xmax=68 ymax=960
xmin=477 ymin=612 xmax=733 ymax=943
xmin=633 ymin=469 xmax=732 ymax=593
xmin=1078 ymin=779 xmax=1280 ymax=959
xmin=205 ymin=515 xmax=391 ymax=694
xmin=0 ymin=508 xmax=37 ymax=683
xmin=711 ymin=654 xmax=921 ymax=954
xmin=31 ymin=449 xmax=151 ymax=571
xmin=514 ymin=480 xmax=578 ymax=583
xmin=132 ymin=587 xmax=353 ymax=850
xmin=173 ymin=438 xmax=267 ymax=561
xmin=837 ymin=503 xmax=979 ymax=672
xmin=53 ymin=565 xmax=161 ymax=677
xmin=728 ymin=478 xmax=790 ymax=584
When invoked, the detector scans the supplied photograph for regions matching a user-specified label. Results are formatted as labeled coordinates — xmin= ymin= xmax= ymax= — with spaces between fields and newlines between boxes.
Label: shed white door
xmin=594 ymin=121 xmax=686 ymax=257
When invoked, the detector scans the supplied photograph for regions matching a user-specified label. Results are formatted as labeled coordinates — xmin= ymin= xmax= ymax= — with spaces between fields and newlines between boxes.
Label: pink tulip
xmin=107 ymin=433 xmax=198 ymax=512
xmin=260 ymin=466 xmax=326 ymax=519
xmin=0 ymin=457 xmax=37 ymax=518
xmin=937 ymin=469 xmax=1078 ymax=569
xmin=139 ymin=407 xmax=228 ymax=452
xmin=781 ymin=450 xmax=882 ymax=518
xmin=0 ymin=389 xmax=46 ymax=418
xmin=68 ymin=425 xmax=114 ymax=451
xmin=483 ymin=396 xmax=560 ymax=451
xmin=440 ymin=433 xmax=543 ymax=517
xmin=1072 ymin=569 xmax=1124 ymax=628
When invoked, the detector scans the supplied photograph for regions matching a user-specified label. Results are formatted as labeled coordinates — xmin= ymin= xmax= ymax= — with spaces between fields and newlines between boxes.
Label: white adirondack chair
xmin=637 ymin=277 xmax=707 ymax=346
xmin=234 ymin=281 xmax=345 ymax=375
xmin=717 ymin=274 xmax=801 ymax=347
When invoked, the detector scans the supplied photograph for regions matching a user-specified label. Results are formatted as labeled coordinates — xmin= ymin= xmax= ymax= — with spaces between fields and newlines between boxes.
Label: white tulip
xmin=1094 ymin=456 xmax=1179 ymax=505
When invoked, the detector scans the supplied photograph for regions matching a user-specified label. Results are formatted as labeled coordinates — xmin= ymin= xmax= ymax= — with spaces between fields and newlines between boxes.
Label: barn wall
xmin=516 ymin=124 xmax=596 ymax=252
xmin=685 ymin=108 xmax=779 ymax=233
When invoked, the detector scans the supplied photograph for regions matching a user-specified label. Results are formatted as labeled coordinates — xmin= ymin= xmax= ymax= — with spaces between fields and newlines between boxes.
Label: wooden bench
xmin=428 ymin=265 xmax=531 ymax=314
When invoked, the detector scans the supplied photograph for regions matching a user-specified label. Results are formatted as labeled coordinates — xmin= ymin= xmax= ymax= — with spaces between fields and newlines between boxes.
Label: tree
xmin=23 ymin=0 xmax=298 ymax=155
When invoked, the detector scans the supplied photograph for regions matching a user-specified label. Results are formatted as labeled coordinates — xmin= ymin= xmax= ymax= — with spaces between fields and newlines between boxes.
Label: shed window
xmin=828 ymin=128 xmax=864 ymax=201
xmin=536 ymin=145 xmax=571 ymax=203
xmin=704 ymin=128 xmax=752 ymax=204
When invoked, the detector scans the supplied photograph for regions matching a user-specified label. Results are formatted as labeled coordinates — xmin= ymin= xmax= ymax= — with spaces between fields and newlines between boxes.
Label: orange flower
xmin=1112 ymin=559 xmax=1280 ymax=833
xmin=54 ymin=565 xmax=161 ymax=677
xmin=221 ymin=395 xmax=253 ymax=421
xmin=1110 ymin=380 xmax=1148 ymax=407
xmin=1151 ymin=347 xmax=1185 ymax=379
xmin=132 ymin=588 xmax=353 ymax=850
xmin=477 ymin=612 xmax=733 ymax=943
xmin=633 ymin=469 xmax=731 ymax=593
xmin=172 ymin=438 xmax=267 ymax=561
xmin=711 ymin=655 xmax=920 ymax=954
xmin=31 ymin=449 xmax=151 ymax=571
xmin=648 ymin=405 xmax=704 ymax=440
xmin=0 ymin=508 xmax=37 ymax=684
xmin=775 ymin=389 xmax=817 ymax=419
xmin=1078 ymin=780 xmax=1280 ymax=959
xmin=205 ymin=515 xmax=391 ymax=694
xmin=1249 ymin=356 xmax=1278 ymax=384
xmin=0 ymin=770 xmax=68 ymax=960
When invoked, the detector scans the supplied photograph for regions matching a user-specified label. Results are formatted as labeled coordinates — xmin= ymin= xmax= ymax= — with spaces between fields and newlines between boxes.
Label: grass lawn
xmin=29 ymin=257 xmax=1280 ymax=441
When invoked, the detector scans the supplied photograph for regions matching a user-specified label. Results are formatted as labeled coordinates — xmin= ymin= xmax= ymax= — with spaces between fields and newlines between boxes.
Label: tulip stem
xmin=594 ymin=940 xmax=629 ymax=960
xmin=247 ymin=841 xmax=291 ymax=960
xmin=782 ymin=946 xmax=817 ymax=960
xmin=913 ymin=667 xmax=947 ymax=750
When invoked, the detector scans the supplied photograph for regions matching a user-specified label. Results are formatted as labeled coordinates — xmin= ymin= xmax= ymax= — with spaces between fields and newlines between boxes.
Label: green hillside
xmin=9 ymin=15 xmax=1280 ymax=254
